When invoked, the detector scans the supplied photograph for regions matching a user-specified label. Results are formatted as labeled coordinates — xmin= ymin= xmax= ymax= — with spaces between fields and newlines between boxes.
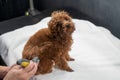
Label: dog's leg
xmin=23 ymin=46 xmax=41 ymax=60
xmin=36 ymin=58 xmax=54 ymax=74
xmin=35 ymin=42 xmax=55 ymax=74
xmin=55 ymin=57 xmax=73 ymax=72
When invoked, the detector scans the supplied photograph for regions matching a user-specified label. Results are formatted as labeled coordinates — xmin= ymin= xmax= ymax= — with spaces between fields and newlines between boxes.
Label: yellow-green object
xmin=17 ymin=58 xmax=30 ymax=68
xmin=17 ymin=57 xmax=40 ymax=68
xmin=21 ymin=62 xmax=30 ymax=67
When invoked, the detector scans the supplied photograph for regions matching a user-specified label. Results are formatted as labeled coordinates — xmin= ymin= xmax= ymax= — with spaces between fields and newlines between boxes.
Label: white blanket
xmin=0 ymin=17 xmax=120 ymax=80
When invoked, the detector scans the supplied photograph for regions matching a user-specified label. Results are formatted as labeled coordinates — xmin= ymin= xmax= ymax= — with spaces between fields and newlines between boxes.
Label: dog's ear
xmin=48 ymin=19 xmax=63 ymax=34
xmin=48 ymin=19 xmax=56 ymax=33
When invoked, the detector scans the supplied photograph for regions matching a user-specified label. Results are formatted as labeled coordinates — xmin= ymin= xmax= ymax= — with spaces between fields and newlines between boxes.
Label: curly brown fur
xmin=22 ymin=11 xmax=75 ymax=75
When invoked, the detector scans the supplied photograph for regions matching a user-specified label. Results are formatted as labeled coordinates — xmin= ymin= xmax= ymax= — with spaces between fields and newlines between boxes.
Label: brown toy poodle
xmin=22 ymin=11 xmax=75 ymax=75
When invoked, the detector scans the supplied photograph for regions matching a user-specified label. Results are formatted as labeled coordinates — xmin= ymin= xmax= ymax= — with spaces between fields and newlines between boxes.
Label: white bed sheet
xmin=0 ymin=17 xmax=120 ymax=80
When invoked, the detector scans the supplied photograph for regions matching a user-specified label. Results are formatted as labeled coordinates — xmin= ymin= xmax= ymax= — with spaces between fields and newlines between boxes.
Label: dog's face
xmin=48 ymin=11 xmax=75 ymax=36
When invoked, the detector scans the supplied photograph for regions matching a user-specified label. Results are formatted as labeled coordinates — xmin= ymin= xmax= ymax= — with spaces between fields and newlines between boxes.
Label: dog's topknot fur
xmin=51 ymin=10 xmax=70 ymax=17
xmin=22 ymin=10 xmax=75 ymax=75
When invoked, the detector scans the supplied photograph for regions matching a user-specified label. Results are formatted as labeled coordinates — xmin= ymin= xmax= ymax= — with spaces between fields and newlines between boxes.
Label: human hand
xmin=0 ymin=66 xmax=10 ymax=79
xmin=3 ymin=61 xmax=38 ymax=80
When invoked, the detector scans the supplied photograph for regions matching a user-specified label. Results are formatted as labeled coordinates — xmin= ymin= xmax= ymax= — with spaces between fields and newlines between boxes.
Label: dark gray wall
xmin=38 ymin=0 xmax=120 ymax=39
xmin=0 ymin=0 xmax=29 ymax=21
xmin=0 ymin=0 xmax=120 ymax=38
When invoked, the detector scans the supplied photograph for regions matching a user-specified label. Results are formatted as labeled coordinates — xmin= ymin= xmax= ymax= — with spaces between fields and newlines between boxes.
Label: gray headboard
xmin=38 ymin=0 xmax=120 ymax=39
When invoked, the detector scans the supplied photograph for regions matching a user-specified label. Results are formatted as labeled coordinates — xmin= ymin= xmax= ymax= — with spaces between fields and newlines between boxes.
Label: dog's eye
xmin=66 ymin=24 xmax=70 ymax=28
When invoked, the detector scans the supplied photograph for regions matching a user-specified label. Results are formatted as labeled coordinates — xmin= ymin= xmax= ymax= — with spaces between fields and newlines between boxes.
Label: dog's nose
xmin=57 ymin=22 xmax=62 ymax=27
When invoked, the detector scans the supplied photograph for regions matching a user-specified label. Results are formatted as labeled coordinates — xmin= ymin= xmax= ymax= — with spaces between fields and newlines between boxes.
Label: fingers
xmin=28 ymin=62 xmax=38 ymax=76
xmin=11 ymin=61 xmax=38 ymax=77
xmin=4 ymin=61 xmax=38 ymax=80
xmin=24 ymin=61 xmax=38 ymax=74
xmin=23 ymin=61 xmax=34 ymax=72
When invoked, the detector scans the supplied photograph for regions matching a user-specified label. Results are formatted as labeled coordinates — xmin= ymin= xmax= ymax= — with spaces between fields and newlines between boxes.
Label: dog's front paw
xmin=69 ymin=58 xmax=75 ymax=61
xmin=66 ymin=57 xmax=75 ymax=61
